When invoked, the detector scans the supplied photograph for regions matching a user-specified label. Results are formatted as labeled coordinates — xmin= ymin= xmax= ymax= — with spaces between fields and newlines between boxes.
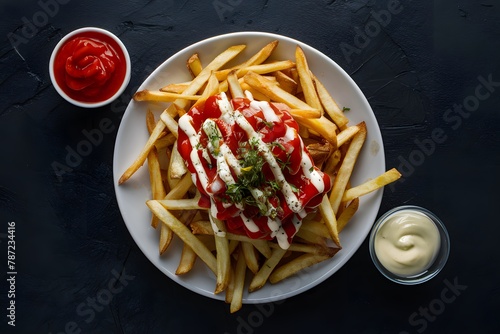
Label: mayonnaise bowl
xmin=369 ymin=205 xmax=450 ymax=285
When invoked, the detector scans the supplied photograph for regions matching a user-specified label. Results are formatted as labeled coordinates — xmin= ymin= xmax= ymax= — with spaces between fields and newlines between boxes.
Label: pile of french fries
xmin=118 ymin=40 xmax=401 ymax=312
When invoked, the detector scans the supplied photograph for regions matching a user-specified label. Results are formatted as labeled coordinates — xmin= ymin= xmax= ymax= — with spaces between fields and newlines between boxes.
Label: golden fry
xmin=230 ymin=247 xmax=247 ymax=313
xmin=147 ymin=200 xmax=217 ymax=274
xmin=176 ymin=243 xmax=197 ymax=275
xmin=338 ymin=197 xmax=360 ymax=233
xmin=210 ymin=214 xmax=231 ymax=294
xmin=319 ymin=195 xmax=341 ymax=247
xmin=329 ymin=122 xmax=367 ymax=213
xmin=295 ymin=45 xmax=323 ymax=112
xmin=249 ymin=247 xmax=287 ymax=292
xmin=134 ymin=90 xmax=201 ymax=102
xmin=342 ymin=168 xmax=402 ymax=203
xmin=187 ymin=53 xmax=203 ymax=78
xmin=269 ymin=252 xmax=337 ymax=284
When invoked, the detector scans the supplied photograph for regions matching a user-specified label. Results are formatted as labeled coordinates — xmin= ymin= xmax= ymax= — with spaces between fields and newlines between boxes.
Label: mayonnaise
xmin=373 ymin=209 xmax=441 ymax=277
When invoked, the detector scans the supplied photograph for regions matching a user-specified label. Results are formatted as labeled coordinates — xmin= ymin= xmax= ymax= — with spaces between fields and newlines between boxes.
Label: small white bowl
xmin=49 ymin=27 xmax=131 ymax=108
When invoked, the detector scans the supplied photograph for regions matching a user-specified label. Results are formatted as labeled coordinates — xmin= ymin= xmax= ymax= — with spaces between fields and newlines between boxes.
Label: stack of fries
xmin=118 ymin=40 xmax=401 ymax=312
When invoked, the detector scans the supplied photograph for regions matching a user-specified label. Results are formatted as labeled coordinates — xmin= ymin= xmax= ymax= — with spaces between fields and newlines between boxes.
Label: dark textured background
xmin=1 ymin=0 xmax=499 ymax=333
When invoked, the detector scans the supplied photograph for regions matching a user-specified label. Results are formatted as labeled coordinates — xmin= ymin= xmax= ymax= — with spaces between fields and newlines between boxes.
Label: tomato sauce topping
xmin=177 ymin=93 xmax=332 ymax=249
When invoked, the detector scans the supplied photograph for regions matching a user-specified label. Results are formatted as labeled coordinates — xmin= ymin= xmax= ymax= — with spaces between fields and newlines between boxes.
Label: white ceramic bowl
xmin=49 ymin=27 xmax=131 ymax=108
xmin=113 ymin=31 xmax=386 ymax=303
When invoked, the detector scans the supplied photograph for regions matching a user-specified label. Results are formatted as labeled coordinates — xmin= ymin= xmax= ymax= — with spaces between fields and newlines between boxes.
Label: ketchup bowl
xmin=49 ymin=27 xmax=131 ymax=108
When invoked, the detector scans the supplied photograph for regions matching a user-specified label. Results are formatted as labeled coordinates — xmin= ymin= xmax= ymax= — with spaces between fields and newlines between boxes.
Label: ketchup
xmin=52 ymin=31 xmax=127 ymax=103
xmin=178 ymin=93 xmax=332 ymax=249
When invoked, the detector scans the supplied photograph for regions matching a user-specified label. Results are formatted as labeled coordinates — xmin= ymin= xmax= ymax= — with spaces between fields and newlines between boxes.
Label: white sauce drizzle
xmin=239 ymin=212 xmax=260 ymax=233
xmin=251 ymin=100 xmax=279 ymax=123
xmin=178 ymin=93 xmax=328 ymax=249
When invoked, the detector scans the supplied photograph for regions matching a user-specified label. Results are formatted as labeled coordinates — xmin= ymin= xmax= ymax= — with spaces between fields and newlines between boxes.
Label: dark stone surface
xmin=1 ymin=0 xmax=499 ymax=333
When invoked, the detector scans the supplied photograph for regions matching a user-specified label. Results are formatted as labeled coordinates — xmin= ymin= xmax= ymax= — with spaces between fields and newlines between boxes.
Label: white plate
xmin=113 ymin=31 xmax=385 ymax=304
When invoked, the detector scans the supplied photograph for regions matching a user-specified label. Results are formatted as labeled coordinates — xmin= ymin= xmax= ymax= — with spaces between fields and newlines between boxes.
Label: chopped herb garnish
xmin=276 ymin=154 xmax=292 ymax=172
xmin=268 ymin=141 xmax=285 ymax=151
xmin=224 ymin=138 xmax=283 ymax=218
xmin=261 ymin=120 xmax=274 ymax=129
xmin=342 ymin=106 xmax=351 ymax=112
xmin=289 ymin=183 xmax=300 ymax=194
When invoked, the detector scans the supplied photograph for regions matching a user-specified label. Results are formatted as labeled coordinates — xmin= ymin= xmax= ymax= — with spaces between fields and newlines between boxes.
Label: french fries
xmin=118 ymin=40 xmax=401 ymax=313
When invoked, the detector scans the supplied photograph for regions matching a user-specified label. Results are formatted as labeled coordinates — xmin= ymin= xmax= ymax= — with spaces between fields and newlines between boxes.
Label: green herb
xmin=203 ymin=120 xmax=222 ymax=155
xmin=276 ymin=154 xmax=292 ymax=172
xmin=289 ymin=183 xmax=300 ymax=194
xmin=224 ymin=138 xmax=283 ymax=218
xmin=261 ymin=120 xmax=274 ymax=129
xmin=268 ymin=141 xmax=285 ymax=151
xmin=342 ymin=106 xmax=351 ymax=112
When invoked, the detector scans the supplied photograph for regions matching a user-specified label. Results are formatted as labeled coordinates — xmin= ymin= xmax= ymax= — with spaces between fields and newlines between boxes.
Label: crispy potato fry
xmin=159 ymin=105 xmax=179 ymax=138
xmin=146 ymin=110 xmax=167 ymax=139
xmin=158 ymin=197 xmax=203 ymax=211
xmin=294 ymin=114 xmax=338 ymax=148
xmin=224 ymin=40 xmax=279 ymax=75
xmin=273 ymin=70 xmax=298 ymax=95
xmin=225 ymin=266 xmax=235 ymax=304
xmin=191 ymin=72 xmax=220 ymax=110
xmin=239 ymin=82 xmax=271 ymax=101
xmin=312 ymin=74 xmax=349 ymax=128
xmin=269 ymin=252 xmax=337 ymax=284
xmin=342 ymin=168 xmax=402 ymax=203
xmin=147 ymin=147 xmax=167 ymax=230
xmin=159 ymin=222 xmax=173 ymax=255
xmin=323 ymin=149 xmax=341 ymax=177
xmin=230 ymin=247 xmax=247 ymax=313
xmin=337 ymin=124 xmax=361 ymax=147
xmin=147 ymin=200 xmax=217 ymax=274
xmin=154 ymin=133 xmax=176 ymax=153
xmin=228 ymin=239 xmax=240 ymax=255
xmin=173 ymin=44 xmax=246 ymax=111
xmin=235 ymin=60 xmax=295 ymax=78
xmin=329 ymin=122 xmax=367 ymax=213
xmin=300 ymin=219 xmax=330 ymax=240
xmin=241 ymin=242 xmax=259 ymax=274
xmin=288 ymin=108 xmax=321 ymax=119
xmin=228 ymin=70 xmax=244 ymax=98
xmin=176 ymin=243 xmax=197 ymax=275
xmin=189 ymin=220 xmax=213 ymax=235
xmin=164 ymin=172 xmax=193 ymax=200
xmin=160 ymin=82 xmax=189 ymax=94
xmin=134 ymin=90 xmax=201 ymax=102
xmin=269 ymin=241 xmax=333 ymax=255
xmin=197 ymin=234 xmax=216 ymax=252
xmin=319 ymin=195 xmax=341 ymax=247
xmin=243 ymin=71 xmax=313 ymax=110
xmin=295 ymin=45 xmax=323 ymax=112
xmin=187 ymin=53 xmax=203 ymax=78
xmin=249 ymin=247 xmax=287 ymax=292
xmin=210 ymin=214 xmax=231 ymax=294
xmin=338 ymin=197 xmax=360 ymax=233
xmin=295 ymin=227 xmax=328 ymax=246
